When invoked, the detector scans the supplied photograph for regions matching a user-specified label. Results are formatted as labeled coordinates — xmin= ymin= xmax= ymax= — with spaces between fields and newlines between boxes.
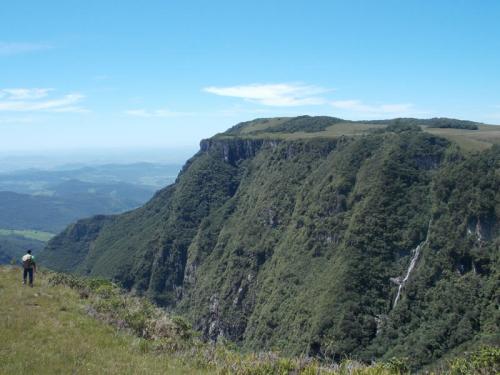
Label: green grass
xmin=237 ymin=117 xmax=292 ymax=134
xmin=0 ymin=267 xmax=201 ymax=375
xmin=216 ymin=118 xmax=500 ymax=152
xmin=215 ymin=121 xmax=382 ymax=140
xmin=0 ymin=228 xmax=55 ymax=242
xmin=425 ymin=124 xmax=500 ymax=152
xmin=246 ymin=122 xmax=384 ymax=140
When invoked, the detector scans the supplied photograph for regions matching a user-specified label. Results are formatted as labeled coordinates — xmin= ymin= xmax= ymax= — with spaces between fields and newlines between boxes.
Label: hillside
xmin=0 ymin=267 xmax=197 ymax=374
xmin=2 ymin=266 xmax=498 ymax=374
xmin=0 ymin=234 xmax=45 ymax=264
xmin=2 ymin=266 xmax=448 ymax=375
xmin=41 ymin=116 xmax=500 ymax=370
xmin=0 ymin=182 xmax=153 ymax=233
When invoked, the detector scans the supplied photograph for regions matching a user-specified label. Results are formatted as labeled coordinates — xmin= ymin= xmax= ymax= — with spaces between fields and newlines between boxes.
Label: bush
xmin=448 ymin=347 xmax=500 ymax=375
xmin=46 ymin=270 xmax=497 ymax=374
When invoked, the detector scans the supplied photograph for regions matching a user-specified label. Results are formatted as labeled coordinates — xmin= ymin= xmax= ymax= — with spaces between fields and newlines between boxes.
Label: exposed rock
xmin=200 ymin=138 xmax=272 ymax=165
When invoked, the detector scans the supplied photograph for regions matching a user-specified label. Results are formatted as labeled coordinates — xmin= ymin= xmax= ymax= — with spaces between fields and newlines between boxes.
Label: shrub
xmin=448 ymin=346 xmax=500 ymax=375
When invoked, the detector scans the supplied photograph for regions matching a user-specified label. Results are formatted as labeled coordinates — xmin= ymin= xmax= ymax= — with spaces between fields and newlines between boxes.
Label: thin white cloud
xmin=0 ymin=88 xmax=86 ymax=113
xmin=0 ymin=88 xmax=52 ymax=100
xmin=203 ymin=83 xmax=330 ymax=107
xmin=0 ymin=42 xmax=52 ymax=56
xmin=125 ymin=108 xmax=192 ymax=118
xmin=331 ymin=100 xmax=417 ymax=117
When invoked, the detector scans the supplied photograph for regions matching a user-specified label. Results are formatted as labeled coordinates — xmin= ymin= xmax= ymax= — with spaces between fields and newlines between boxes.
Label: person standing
xmin=22 ymin=250 xmax=36 ymax=287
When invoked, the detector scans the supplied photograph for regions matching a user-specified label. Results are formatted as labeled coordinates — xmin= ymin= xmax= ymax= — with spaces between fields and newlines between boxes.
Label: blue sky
xmin=1 ymin=0 xmax=500 ymax=153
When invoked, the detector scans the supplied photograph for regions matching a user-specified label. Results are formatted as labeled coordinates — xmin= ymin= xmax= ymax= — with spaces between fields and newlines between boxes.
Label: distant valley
xmin=0 ymin=163 xmax=181 ymax=264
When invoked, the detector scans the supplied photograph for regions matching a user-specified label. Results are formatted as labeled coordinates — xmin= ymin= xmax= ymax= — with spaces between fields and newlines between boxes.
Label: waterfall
xmin=393 ymin=221 xmax=431 ymax=308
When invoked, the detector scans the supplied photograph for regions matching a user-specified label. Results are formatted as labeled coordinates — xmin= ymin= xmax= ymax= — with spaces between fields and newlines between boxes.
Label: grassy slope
xmin=0 ymin=267 xmax=198 ymax=375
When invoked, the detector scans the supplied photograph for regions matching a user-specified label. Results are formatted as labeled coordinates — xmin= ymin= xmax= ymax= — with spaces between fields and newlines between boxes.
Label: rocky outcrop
xmin=199 ymin=138 xmax=277 ymax=164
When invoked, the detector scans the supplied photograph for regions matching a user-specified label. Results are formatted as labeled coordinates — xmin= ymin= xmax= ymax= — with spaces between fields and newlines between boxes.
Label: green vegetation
xmin=217 ymin=116 xmax=499 ymax=152
xmin=0 ymin=266 xmax=195 ymax=375
xmin=425 ymin=125 xmax=500 ymax=152
xmin=361 ymin=117 xmax=481 ymax=130
xmin=0 ymin=228 xmax=50 ymax=267
xmin=0 ymin=228 xmax=55 ymax=242
xmin=445 ymin=347 xmax=500 ymax=374
xmin=41 ymin=117 xmax=500 ymax=370
xmin=0 ymin=183 xmax=152 ymax=233
xmin=0 ymin=235 xmax=45 ymax=264
xmin=2 ymin=267 xmax=496 ymax=374
xmin=0 ymin=163 xmax=181 ymax=252
xmin=0 ymin=229 xmax=52 ymax=265
xmin=254 ymin=116 xmax=345 ymax=133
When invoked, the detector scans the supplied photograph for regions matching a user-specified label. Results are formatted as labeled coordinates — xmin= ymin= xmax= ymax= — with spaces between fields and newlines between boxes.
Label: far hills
xmin=41 ymin=116 xmax=500 ymax=370
xmin=0 ymin=163 xmax=181 ymax=264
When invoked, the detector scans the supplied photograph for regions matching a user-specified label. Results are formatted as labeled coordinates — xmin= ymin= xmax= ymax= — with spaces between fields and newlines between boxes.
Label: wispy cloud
xmin=203 ymin=83 xmax=330 ymax=107
xmin=0 ymin=42 xmax=52 ymax=56
xmin=331 ymin=100 xmax=418 ymax=117
xmin=0 ymin=88 xmax=52 ymax=100
xmin=0 ymin=88 xmax=86 ymax=113
xmin=125 ymin=108 xmax=192 ymax=118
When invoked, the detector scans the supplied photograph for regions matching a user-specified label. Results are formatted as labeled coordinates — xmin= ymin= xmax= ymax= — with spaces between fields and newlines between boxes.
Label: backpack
xmin=22 ymin=255 xmax=33 ymax=269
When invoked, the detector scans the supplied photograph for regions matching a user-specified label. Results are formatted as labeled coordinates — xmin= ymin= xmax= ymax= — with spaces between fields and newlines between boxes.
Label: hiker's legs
xmin=23 ymin=269 xmax=28 ymax=284
xmin=28 ymin=268 xmax=33 ymax=286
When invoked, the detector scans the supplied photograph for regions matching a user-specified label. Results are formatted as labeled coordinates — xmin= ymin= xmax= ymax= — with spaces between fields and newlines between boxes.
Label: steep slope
xmin=41 ymin=117 xmax=500 ymax=369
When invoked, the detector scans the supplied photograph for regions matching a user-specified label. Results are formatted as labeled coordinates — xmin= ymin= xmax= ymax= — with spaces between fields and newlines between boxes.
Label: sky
xmin=1 ymin=0 xmax=500 ymax=155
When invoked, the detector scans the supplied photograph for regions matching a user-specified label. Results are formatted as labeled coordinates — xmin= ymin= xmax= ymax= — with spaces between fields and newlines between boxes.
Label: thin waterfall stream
xmin=393 ymin=220 xmax=432 ymax=308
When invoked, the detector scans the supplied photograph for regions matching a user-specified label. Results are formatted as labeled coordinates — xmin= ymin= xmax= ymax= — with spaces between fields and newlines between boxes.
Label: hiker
xmin=22 ymin=250 xmax=36 ymax=287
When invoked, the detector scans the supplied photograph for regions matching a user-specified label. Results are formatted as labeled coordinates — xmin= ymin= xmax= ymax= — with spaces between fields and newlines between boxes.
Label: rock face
xmin=199 ymin=138 xmax=270 ymax=164
xmin=41 ymin=119 xmax=500 ymax=370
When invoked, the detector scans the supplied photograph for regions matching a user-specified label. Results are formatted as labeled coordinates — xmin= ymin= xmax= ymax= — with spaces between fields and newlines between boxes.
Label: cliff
xmin=41 ymin=117 xmax=500 ymax=369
